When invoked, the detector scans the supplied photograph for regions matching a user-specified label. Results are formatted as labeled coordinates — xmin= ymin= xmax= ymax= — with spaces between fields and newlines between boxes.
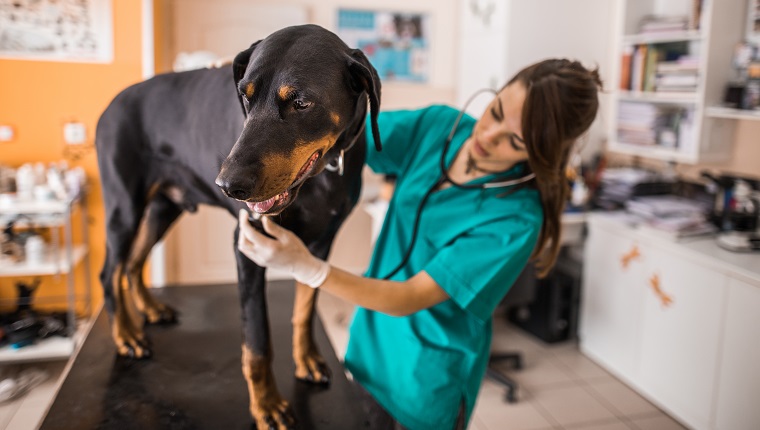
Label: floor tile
xmin=474 ymin=381 xmax=557 ymax=430
xmin=627 ymin=413 xmax=688 ymax=430
xmin=565 ymin=418 xmax=635 ymax=430
xmin=549 ymin=348 xmax=612 ymax=380
xmin=500 ymin=352 xmax=581 ymax=390
xmin=585 ymin=377 xmax=659 ymax=418
xmin=531 ymin=385 xmax=618 ymax=427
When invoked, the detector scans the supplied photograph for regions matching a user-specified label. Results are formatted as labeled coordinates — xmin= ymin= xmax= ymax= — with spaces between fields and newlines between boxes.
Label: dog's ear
xmin=233 ymin=41 xmax=261 ymax=115
xmin=347 ymin=49 xmax=382 ymax=151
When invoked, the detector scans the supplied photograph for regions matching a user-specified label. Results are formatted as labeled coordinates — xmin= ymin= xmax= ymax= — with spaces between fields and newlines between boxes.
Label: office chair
xmin=487 ymin=263 xmax=537 ymax=403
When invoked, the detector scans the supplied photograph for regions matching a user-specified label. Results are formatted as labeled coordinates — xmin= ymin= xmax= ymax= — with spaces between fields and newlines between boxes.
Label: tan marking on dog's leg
xmin=292 ymin=281 xmax=328 ymax=382
xmin=125 ymin=208 xmax=172 ymax=324
xmin=278 ymin=85 xmax=294 ymax=100
xmin=242 ymin=344 xmax=293 ymax=429
xmin=111 ymin=262 xmax=148 ymax=358
xmin=245 ymin=82 xmax=255 ymax=98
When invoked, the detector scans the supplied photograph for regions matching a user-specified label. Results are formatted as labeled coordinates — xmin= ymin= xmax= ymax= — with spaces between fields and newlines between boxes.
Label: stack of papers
xmin=626 ymin=195 xmax=716 ymax=239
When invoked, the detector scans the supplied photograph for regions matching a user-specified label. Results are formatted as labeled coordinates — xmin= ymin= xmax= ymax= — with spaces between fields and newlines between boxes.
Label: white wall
xmin=457 ymin=0 xmax=617 ymax=161
xmin=168 ymin=0 xmax=458 ymax=109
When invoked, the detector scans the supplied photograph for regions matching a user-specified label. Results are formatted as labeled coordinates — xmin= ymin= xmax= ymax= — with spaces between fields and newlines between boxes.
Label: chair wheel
xmin=505 ymin=387 xmax=517 ymax=403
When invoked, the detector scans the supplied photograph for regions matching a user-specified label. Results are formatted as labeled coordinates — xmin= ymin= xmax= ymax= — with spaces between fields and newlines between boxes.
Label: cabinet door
xmin=637 ymin=245 xmax=727 ymax=430
xmin=579 ymin=223 xmax=645 ymax=381
xmin=714 ymin=277 xmax=760 ymax=430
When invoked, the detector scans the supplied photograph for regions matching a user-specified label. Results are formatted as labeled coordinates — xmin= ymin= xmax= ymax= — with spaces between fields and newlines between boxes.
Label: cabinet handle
xmin=620 ymin=244 xmax=641 ymax=270
xmin=649 ymin=273 xmax=674 ymax=308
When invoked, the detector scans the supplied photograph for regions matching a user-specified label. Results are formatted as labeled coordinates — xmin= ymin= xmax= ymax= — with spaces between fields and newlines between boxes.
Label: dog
xmin=95 ymin=24 xmax=381 ymax=429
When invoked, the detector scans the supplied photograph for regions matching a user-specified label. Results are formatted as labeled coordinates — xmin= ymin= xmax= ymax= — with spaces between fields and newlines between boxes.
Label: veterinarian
xmin=237 ymin=58 xmax=602 ymax=430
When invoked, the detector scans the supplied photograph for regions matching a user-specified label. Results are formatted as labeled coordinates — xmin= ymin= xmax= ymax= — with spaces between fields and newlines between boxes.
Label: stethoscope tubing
xmin=381 ymin=89 xmax=536 ymax=279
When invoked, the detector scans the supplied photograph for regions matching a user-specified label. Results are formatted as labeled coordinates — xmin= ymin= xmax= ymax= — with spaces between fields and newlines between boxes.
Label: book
xmin=620 ymin=46 xmax=633 ymax=90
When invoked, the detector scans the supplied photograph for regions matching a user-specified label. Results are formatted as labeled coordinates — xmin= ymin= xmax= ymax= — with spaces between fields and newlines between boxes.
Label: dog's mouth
xmin=246 ymin=150 xmax=322 ymax=214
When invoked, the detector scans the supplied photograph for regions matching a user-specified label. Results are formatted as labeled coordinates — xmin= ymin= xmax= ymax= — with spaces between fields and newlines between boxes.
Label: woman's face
xmin=468 ymin=82 xmax=530 ymax=171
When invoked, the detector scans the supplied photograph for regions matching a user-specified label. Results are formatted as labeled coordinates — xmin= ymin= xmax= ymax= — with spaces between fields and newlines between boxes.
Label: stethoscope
xmin=381 ymin=88 xmax=537 ymax=280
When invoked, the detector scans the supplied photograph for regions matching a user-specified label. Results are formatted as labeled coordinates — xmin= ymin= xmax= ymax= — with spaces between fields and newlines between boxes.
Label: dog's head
xmin=215 ymin=24 xmax=381 ymax=215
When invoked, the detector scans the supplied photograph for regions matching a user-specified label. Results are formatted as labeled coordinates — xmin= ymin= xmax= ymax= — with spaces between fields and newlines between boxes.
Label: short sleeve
xmin=364 ymin=106 xmax=440 ymax=176
xmin=424 ymin=216 xmax=541 ymax=324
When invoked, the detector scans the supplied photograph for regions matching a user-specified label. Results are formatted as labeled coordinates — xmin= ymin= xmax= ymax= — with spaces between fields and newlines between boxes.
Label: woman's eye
xmin=294 ymin=100 xmax=312 ymax=110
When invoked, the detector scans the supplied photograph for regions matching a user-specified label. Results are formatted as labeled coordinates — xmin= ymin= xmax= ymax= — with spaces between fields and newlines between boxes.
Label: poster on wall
xmin=0 ymin=0 xmax=113 ymax=63
xmin=337 ymin=9 xmax=430 ymax=83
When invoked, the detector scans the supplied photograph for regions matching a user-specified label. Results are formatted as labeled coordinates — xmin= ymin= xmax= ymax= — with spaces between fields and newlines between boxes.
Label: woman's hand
xmin=237 ymin=209 xmax=330 ymax=288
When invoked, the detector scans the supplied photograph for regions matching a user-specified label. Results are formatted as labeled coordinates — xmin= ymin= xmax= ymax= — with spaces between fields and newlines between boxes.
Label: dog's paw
xmin=252 ymin=400 xmax=296 ymax=430
xmin=295 ymin=357 xmax=331 ymax=385
xmin=115 ymin=338 xmax=152 ymax=359
xmin=144 ymin=304 xmax=179 ymax=325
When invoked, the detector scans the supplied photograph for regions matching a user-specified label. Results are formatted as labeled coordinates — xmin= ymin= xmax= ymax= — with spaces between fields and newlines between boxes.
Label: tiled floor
xmin=1 ymin=294 xmax=689 ymax=430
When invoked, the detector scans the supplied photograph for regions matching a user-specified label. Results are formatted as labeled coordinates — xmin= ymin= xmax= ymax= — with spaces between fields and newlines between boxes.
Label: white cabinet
xmin=579 ymin=213 xmax=760 ymax=430
xmin=637 ymin=244 xmax=726 ymax=429
xmin=0 ymin=193 xmax=92 ymax=363
xmin=714 ymin=277 xmax=760 ymax=430
xmin=580 ymin=218 xmax=645 ymax=381
xmin=609 ymin=0 xmax=746 ymax=163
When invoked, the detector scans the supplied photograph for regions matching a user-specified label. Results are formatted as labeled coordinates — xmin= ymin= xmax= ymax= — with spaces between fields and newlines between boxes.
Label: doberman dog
xmin=95 ymin=24 xmax=381 ymax=429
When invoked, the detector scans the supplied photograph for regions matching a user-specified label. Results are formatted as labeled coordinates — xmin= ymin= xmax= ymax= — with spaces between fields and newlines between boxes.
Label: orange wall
xmin=0 ymin=1 xmax=146 ymax=314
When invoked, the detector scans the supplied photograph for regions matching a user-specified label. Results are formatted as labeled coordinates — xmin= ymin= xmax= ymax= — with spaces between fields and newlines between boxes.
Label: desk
xmin=39 ymin=282 xmax=365 ymax=430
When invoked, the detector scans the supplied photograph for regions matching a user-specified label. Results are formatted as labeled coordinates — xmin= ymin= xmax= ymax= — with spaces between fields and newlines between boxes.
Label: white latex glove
xmin=237 ymin=209 xmax=330 ymax=288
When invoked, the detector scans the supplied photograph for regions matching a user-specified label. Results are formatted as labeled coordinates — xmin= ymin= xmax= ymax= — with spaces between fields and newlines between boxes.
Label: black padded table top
xmin=40 ymin=282 xmax=366 ymax=430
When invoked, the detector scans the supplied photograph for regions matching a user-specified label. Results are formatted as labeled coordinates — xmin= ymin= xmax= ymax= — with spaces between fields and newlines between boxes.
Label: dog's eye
xmin=293 ymin=100 xmax=312 ymax=111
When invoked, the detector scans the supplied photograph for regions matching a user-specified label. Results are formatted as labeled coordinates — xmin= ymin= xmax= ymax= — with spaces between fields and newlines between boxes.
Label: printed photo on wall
xmin=0 ymin=0 xmax=113 ymax=63
xmin=337 ymin=9 xmax=430 ymax=83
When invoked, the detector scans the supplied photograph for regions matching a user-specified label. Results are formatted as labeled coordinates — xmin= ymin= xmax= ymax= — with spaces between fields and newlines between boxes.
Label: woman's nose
xmin=482 ymin=127 xmax=503 ymax=146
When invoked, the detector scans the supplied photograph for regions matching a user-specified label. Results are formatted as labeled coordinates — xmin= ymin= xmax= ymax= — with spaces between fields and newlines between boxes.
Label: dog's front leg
xmin=292 ymin=281 xmax=330 ymax=384
xmin=235 ymin=233 xmax=295 ymax=430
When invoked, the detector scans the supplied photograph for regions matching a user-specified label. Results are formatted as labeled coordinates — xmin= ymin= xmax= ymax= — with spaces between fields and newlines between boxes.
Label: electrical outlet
xmin=0 ymin=125 xmax=13 ymax=142
xmin=63 ymin=122 xmax=86 ymax=144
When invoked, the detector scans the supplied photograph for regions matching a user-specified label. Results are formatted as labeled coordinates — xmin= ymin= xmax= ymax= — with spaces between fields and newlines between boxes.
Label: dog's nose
xmin=215 ymin=176 xmax=251 ymax=201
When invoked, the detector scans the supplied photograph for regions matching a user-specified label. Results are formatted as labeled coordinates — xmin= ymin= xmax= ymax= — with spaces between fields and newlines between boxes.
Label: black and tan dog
xmin=95 ymin=24 xmax=380 ymax=429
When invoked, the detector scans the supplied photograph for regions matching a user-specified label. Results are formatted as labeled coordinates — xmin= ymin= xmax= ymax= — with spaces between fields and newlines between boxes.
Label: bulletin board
xmin=337 ymin=9 xmax=430 ymax=83
xmin=0 ymin=0 xmax=113 ymax=63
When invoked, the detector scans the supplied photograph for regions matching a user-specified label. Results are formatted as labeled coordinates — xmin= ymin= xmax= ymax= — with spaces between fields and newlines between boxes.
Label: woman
xmin=237 ymin=59 xmax=602 ymax=430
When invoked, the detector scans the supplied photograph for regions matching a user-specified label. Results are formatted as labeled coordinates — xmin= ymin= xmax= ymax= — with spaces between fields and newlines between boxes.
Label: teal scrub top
xmin=344 ymin=105 xmax=544 ymax=430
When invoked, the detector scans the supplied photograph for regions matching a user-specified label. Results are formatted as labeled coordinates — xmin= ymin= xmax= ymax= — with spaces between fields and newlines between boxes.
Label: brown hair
xmin=508 ymin=59 xmax=602 ymax=277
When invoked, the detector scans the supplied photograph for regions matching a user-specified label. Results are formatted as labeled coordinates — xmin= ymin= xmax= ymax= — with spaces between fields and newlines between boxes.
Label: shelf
xmin=705 ymin=106 xmax=760 ymax=121
xmin=0 ymin=245 xmax=88 ymax=276
xmin=0 ymin=196 xmax=79 ymax=216
xmin=618 ymin=91 xmax=699 ymax=104
xmin=608 ymin=141 xmax=695 ymax=163
xmin=0 ymin=320 xmax=89 ymax=363
xmin=623 ymin=30 xmax=702 ymax=45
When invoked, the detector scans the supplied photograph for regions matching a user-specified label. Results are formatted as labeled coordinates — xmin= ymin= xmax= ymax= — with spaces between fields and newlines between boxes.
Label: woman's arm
xmin=237 ymin=210 xmax=450 ymax=316
xmin=321 ymin=268 xmax=449 ymax=316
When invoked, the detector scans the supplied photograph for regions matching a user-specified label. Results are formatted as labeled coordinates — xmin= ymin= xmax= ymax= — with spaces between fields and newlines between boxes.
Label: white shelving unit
xmin=0 ymin=192 xmax=92 ymax=363
xmin=608 ymin=0 xmax=748 ymax=164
